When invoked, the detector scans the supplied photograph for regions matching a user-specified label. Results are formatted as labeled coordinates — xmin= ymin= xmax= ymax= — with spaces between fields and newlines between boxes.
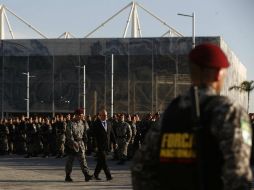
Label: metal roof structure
xmin=84 ymin=1 xmax=183 ymax=38
xmin=0 ymin=4 xmax=47 ymax=39
xmin=58 ymin=32 xmax=76 ymax=39
xmin=0 ymin=1 xmax=183 ymax=39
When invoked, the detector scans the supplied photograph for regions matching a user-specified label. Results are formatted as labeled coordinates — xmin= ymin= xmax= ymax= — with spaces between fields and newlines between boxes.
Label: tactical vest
xmin=158 ymin=95 xmax=223 ymax=190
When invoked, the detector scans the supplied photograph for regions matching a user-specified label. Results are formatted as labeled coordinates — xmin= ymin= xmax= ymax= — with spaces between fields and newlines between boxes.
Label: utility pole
xmin=22 ymin=71 xmax=35 ymax=118
xmin=177 ymin=12 xmax=195 ymax=48
xmin=76 ymin=65 xmax=86 ymax=115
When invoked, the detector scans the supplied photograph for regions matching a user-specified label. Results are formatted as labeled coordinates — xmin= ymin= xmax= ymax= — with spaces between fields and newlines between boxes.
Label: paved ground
xmin=0 ymin=154 xmax=132 ymax=190
xmin=1 ymin=154 xmax=254 ymax=190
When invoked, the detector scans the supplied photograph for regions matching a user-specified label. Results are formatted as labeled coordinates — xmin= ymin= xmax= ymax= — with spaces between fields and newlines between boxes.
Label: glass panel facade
xmin=0 ymin=37 xmax=246 ymax=117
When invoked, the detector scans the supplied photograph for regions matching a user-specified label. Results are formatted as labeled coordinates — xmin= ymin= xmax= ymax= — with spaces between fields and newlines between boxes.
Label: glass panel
xmin=156 ymin=83 xmax=174 ymax=112
xmin=29 ymin=56 xmax=53 ymax=112
xmin=85 ymin=55 xmax=106 ymax=115
xmin=3 ymin=56 xmax=27 ymax=113
xmin=54 ymin=56 xmax=79 ymax=112
xmin=113 ymin=55 xmax=128 ymax=113
xmin=130 ymin=55 xmax=152 ymax=113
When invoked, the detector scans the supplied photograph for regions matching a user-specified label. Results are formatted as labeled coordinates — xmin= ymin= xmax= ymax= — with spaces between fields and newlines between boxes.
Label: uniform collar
xmin=192 ymin=85 xmax=217 ymax=97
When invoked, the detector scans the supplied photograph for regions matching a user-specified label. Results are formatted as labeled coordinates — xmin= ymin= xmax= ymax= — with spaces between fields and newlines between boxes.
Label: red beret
xmin=189 ymin=43 xmax=229 ymax=69
xmin=74 ymin=108 xmax=83 ymax=115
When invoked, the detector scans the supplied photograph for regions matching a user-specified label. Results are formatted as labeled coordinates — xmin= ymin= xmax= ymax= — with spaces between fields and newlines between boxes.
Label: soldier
xmin=55 ymin=115 xmax=66 ymax=158
xmin=0 ymin=119 xmax=9 ymax=155
xmin=7 ymin=118 xmax=15 ymax=154
xmin=127 ymin=115 xmax=137 ymax=160
xmin=40 ymin=117 xmax=52 ymax=157
xmin=139 ymin=113 xmax=153 ymax=145
xmin=131 ymin=43 xmax=252 ymax=190
xmin=85 ymin=114 xmax=93 ymax=155
xmin=133 ymin=114 xmax=142 ymax=152
xmin=115 ymin=113 xmax=132 ymax=165
xmin=50 ymin=117 xmax=57 ymax=156
xmin=34 ymin=116 xmax=43 ymax=156
xmin=151 ymin=112 xmax=160 ymax=128
xmin=14 ymin=116 xmax=27 ymax=155
xmin=65 ymin=109 xmax=93 ymax=182
xmin=25 ymin=117 xmax=37 ymax=158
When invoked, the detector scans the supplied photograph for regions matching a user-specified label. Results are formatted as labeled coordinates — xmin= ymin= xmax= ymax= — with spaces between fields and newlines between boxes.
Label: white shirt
xmin=101 ymin=120 xmax=107 ymax=132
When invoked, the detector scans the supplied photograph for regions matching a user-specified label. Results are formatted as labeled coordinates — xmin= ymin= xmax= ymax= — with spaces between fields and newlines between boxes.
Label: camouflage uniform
xmin=139 ymin=114 xmax=153 ymax=145
xmin=131 ymin=86 xmax=252 ymax=190
xmin=127 ymin=119 xmax=137 ymax=159
xmin=25 ymin=118 xmax=38 ymax=157
xmin=55 ymin=116 xmax=66 ymax=158
xmin=34 ymin=118 xmax=43 ymax=156
xmin=15 ymin=118 xmax=27 ymax=154
xmin=40 ymin=119 xmax=52 ymax=157
xmin=115 ymin=120 xmax=132 ymax=164
xmin=50 ymin=118 xmax=57 ymax=156
xmin=7 ymin=119 xmax=15 ymax=154
xmin=0 ymin=120 xmax=9 ymax=154
xmin=65 ymin=119 xmax=92 ymax=181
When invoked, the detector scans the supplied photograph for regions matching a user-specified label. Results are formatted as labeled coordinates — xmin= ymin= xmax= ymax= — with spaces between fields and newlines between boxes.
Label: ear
xmin=214 ymin=69 xmax=225 ymax=81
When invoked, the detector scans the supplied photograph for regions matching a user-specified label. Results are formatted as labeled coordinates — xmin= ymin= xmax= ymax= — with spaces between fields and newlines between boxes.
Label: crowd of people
xmin=0 ymin=111 xmax=160 ymax=163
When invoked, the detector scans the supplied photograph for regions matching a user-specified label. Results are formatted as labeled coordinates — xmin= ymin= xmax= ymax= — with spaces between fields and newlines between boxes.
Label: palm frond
xmin=229 ymin=85 xmax=243 ymax=91
xmin=230 ymin=80 xmax=254 ymax=93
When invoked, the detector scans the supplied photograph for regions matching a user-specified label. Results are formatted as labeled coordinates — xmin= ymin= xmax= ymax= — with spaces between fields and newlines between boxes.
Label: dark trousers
xmin=94 ymin=151 xmax=111 ymax=178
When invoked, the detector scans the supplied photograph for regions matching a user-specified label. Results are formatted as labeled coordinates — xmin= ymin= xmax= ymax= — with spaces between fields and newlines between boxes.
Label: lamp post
xmin=1 ymin=40 xmax=4 ymax=118
xmin=22 ymin=71 xmax=35 ymax=118
xmin=76 ymin=65 xmax=86 ymax=116
xmin=177 ymin=12 xmax=195 ymax=48
xmin=111 ymin=54 xmax=114 ymax=118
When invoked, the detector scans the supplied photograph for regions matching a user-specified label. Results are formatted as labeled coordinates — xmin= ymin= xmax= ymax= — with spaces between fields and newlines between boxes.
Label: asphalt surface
xmin=1 ymin=154 xmax=254 ymax=190
xmin=0 ymin=154 xmax=132 ymax=190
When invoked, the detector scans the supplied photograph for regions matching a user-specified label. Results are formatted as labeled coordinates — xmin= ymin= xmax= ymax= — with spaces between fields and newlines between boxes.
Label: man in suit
xmin=92 ymin=109 xmax=117 ymax=181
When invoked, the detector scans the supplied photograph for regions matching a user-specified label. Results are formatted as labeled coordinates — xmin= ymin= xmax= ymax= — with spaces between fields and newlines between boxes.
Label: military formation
xmin=0 ymin=112 xmax=161 ymax=162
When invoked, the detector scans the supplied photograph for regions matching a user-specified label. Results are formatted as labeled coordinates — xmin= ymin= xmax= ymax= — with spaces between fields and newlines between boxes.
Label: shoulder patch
xmin=241 ymin=119 xmax=252 ymax=146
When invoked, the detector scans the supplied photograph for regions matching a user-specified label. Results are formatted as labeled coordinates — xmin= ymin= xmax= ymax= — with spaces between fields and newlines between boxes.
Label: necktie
xmin=102 ymin=121 xmax=107 ymax=131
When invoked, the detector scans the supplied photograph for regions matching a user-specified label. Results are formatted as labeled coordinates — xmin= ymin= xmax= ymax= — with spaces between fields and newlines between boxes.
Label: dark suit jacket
xmin=92 ymin=119 xmax=116 ymax=152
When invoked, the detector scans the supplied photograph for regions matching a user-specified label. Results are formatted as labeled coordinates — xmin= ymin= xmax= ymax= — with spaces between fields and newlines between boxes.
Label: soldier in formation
xmin=0 ymin=111 xmax=161 ymax=160
xmin=40 ymin=117 xmax=52 ymax=158
xmin=114 ymin=113 xmax=132 ymax=165
xmin=0 ymin=119 xmax=9 ymax=155
xmin=55 ymin=115 xmax=67 ymax=158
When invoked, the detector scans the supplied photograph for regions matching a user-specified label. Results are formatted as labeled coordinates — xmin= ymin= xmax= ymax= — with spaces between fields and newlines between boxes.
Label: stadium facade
xmin=0 ymin=36 xmax=247 ymax=117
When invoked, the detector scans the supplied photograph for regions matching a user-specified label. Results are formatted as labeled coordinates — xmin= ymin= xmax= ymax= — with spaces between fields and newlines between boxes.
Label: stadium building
xmin=0 ymin=37 xmax=247 ymax=116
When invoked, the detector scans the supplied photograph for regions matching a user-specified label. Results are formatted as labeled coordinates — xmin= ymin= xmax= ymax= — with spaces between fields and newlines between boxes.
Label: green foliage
xmin=229 ymin=80 xmax=254 ymax=113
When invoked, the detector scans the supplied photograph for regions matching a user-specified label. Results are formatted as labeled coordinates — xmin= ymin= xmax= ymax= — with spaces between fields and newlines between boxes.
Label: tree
xmin=229 ymin=80 xmax=254 ymax=113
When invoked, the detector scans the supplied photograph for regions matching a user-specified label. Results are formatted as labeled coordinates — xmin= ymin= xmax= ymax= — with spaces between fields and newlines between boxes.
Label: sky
xmin=1 ymin=0 xmax=254 ymax=111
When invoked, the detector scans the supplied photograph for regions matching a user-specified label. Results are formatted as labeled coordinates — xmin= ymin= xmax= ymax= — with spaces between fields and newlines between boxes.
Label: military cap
xmin=189 ymin=43 xmax=229 ymax=69
xmin=74 ymin=108 xmax=83 ymax=115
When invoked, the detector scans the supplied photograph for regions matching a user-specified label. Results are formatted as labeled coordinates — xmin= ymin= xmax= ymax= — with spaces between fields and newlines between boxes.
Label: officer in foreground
xmin=131 ymin=43 xmax=252 ymax=190
xmin=65 ymin=109 xmax=93 ymax=182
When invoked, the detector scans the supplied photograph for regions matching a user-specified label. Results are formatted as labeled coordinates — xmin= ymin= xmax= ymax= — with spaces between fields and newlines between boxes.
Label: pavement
xmin=1 ymin=154 xmax=254 ymax=190
xmin=0 ymin=154 xmax=132 ymax=190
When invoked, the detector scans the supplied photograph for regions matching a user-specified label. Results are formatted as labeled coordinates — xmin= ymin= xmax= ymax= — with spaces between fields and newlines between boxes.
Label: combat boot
xmin=94 ymin=174 xmax=102 ymax=180
xmin=106 ymin=175 xmax=113 ymax=181
xmin=84 ymin=173 xmax=93 ymax=182
xmin=65 ymin=175 xmax=73 ymax=182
